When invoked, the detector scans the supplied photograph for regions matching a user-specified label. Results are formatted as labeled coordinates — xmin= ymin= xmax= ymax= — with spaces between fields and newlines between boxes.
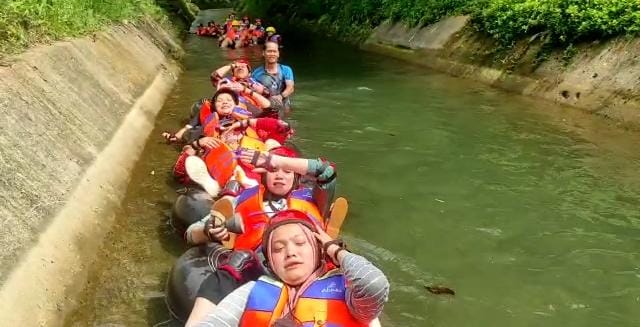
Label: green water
xmin=66 ymin=10 xmax=640 ymax=327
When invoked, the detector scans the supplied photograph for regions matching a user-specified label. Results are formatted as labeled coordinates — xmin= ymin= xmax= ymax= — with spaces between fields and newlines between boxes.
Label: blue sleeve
xmin=281 ymin=65 xmax=294 ymax=82
xmin=251 ymin=67 xmax=263 ymax=81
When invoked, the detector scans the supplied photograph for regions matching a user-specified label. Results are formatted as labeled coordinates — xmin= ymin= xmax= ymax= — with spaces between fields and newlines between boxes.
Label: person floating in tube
xmin=191 ymin=210 xmax=389 ymax=327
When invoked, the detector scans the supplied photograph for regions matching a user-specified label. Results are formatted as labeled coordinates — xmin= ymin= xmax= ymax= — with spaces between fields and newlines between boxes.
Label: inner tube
xmin=165 ymin=243 xmax=229 ymax=322
xmin=171 ymin=188 xmax=213 ymax=235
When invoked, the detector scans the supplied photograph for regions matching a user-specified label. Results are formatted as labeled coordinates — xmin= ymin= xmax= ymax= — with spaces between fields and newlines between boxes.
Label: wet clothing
xmin=252 ymin=64 xmax=294 ymax=118
xmin=251 ymin=64 xmax=293 ymax=97
xmin=196 ymin=250 xmax=264 ymax=304
xmin=196 ymin=269 xmax=243 ymax=304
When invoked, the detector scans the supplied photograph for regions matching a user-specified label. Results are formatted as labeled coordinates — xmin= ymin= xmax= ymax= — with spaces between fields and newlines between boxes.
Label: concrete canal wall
xmin=0 ymin=18 xmax=182 ymax=325
xmin=363 ymin=16 xmax=640 ymax=129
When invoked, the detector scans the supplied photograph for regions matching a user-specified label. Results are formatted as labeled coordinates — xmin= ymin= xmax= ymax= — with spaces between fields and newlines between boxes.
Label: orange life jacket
xmin=202 ymin=142 xmax=237 ymax=187
xmin=226 ymin=28 xmax=237 ymax=40
xmin=200 ymin=106 xmax=251 ymax=137
xmin=239 ymin=271 xmax=368 ymax=327
xmin=252 ymin=28 xmax=264 ymax=38
xmin=200 ymin=127 xmax=265 ymax=187
xmin=233 ymin=185 xmax=324 ymax=251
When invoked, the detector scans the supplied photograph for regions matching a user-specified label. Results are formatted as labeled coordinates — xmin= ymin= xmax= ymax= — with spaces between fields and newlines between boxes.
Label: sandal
xmin=211 ymin=197 xmax=238 ymax=248
xmin=326 ymin=197 xmax=348 ymax=238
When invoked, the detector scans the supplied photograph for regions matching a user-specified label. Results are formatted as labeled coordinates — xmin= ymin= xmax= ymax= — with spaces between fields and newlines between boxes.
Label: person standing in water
xmin=251 ymin=41 xmax=295 ymax=118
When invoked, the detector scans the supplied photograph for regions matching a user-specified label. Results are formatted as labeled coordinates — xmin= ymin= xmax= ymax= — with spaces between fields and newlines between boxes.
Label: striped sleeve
xmin=195 ymin=281 xmax=255 ymax=327
xmin=340 ymin=252 xmax=390 ymax=323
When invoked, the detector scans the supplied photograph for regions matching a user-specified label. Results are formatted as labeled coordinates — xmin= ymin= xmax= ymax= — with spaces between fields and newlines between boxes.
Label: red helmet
xmin=233 ymin=58 xmax=251 ymax=71
xmin=261 ymin=209 xmax=321 ymax=259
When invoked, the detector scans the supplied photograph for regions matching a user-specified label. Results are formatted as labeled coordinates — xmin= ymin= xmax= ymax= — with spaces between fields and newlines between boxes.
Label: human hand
xmin=228 ymin=82 xmax=245 ymax=93
xmin=220 ymin=121 xmax=243 ymax=133
xmin=237 ymin=149 xmax=275 ymax=172
xmin=198 ymin=137 xmax=222 ymax=149
xmin=313 ymin=228 xmax=333 ymax=246
xmin=250 ymin=83 xmax=265 ymax=94
xmin=313 ymin=228 xmax=343 ymax=261
xmin=162 ymin=131 xmax=178 ymax=143
xmin=205 ymin=214 xmax=230 ymax=242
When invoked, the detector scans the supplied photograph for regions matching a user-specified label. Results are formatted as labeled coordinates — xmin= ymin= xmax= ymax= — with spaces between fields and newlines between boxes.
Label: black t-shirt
xmin=196 ymin=269 xmax=244 ymax=304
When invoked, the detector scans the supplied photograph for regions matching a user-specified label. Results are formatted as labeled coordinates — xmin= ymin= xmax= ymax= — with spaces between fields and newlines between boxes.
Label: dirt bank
xmin=0 ymin=18 xmax=182 ymax=325
xmin=363 ymin=17 xmax=640 ymax=129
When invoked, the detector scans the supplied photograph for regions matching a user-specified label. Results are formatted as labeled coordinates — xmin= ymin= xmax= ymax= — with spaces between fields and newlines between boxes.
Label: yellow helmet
xmin=266 ymin=26 xmax=276 ymax=33
xmin=232 ymin=20 xmax=240 ymax=26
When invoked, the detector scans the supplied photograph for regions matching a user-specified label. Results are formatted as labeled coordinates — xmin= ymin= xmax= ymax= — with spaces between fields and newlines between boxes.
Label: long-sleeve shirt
xmin=194 ymin=252 xmax=390 ymax=326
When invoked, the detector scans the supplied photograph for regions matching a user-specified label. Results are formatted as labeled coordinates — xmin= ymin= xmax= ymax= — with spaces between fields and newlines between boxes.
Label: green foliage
xmin=0 ymin=0 xmax=167 ymax=55
xmin=191 ymin=0 xmax=234 ymax=9
xmin=239 ymin=0 xmax=640 ymax=46
xmin=474 ymin=0 xmax=640 ymax=45
xmin=239 ymin=0 xmax=474 ymax=43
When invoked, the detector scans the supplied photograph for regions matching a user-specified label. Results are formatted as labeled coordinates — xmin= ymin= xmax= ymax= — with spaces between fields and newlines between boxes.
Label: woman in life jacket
xmin=191 ymin=210 xmax=389 ymax=327
xmin=178 ymin=116 xmax=294 ymax=195
xmin=184 ymin=145 xmax=336 ymax=247
xmin=211 ymin=59 xmax=273 ymax=114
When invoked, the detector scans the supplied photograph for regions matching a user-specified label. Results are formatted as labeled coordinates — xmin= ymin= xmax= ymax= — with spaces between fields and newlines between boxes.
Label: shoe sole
xmin=326 ymin=197 xmax=348 ymax=238
xmin=211 ymin=196 xmax=236 ymax=248
xmin=185 ymin=156 xmax=220 ymax=197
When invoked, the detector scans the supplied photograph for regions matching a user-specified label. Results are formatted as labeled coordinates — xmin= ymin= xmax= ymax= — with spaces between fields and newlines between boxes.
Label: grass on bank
xmin=239 ymin=0 xmax=640 ymax=46
xmin=0 ymin=0 xmax=201 ymax=56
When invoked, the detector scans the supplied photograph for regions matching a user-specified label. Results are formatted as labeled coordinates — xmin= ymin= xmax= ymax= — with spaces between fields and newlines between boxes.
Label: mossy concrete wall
xmin=0 ymin=18 xmax=182 ymax=325
xmin=364 ymin=17 xmax=640 ymax=129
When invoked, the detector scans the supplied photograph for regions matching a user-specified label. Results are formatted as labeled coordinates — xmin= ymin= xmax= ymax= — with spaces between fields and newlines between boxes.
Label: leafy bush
xmin=474 ymin=0 xmax=640 ymax=45
xmin=239 ymin=0 xmax=640 ymax=45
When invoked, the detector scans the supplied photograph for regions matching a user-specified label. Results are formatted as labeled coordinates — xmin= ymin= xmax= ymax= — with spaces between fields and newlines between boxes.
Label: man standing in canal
xmin=251 ymin=41 xmax=295 ymax=118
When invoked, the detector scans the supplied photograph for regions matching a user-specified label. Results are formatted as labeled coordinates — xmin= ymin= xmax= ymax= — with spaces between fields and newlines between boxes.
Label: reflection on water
xmin=66 ymin=11 xmax=640 ymax=327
